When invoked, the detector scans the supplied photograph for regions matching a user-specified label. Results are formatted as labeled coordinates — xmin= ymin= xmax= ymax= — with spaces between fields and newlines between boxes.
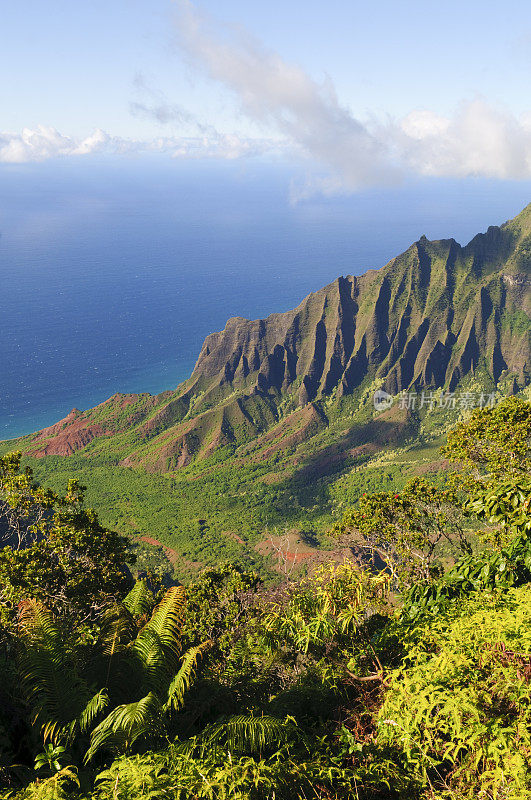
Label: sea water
xmin=1 ymin=155 xmax=530 ymax=439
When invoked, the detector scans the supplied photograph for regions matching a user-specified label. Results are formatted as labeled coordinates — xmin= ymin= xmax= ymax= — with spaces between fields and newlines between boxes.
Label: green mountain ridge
xmin=10 ymin=202 xmax=531 ymax=472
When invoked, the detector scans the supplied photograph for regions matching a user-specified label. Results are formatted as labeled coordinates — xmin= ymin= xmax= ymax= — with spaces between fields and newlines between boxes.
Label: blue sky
xmin=2 ymin=0 xmax=531 ymax=192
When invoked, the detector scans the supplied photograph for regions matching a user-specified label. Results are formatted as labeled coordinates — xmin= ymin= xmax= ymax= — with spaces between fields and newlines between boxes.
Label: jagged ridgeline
xmin=11 ymin=202 xmax=531 ymax=470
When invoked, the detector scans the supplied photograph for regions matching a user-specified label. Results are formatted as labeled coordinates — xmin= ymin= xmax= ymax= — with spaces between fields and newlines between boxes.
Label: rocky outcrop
xmin=26 ymin=393 xmax=164 ymax=457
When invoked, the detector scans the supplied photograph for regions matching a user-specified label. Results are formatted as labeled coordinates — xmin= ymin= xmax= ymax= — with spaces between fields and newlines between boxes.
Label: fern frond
xmin=77 ymin=689 xmax=109 ymax=734
xmin=17 ymin=601 xmax=93 ymax=745
xmin=138 ymin=586 xmax=185 ymax=656
xmin=180 ymin=714 xmax=299 ymax=758
xmin=84 ymin=693 xmax=164 ymax=763
xmin=129 ymin=628 xmax=172 ymax=696
xmin=130 ymin=587 xmax=186 ymax=692
xmin=165 ymin=641 xmax=211 ymax=712
xmin=87 ymin=604 xmax=138 ymax=694
xmin=98 ymin=605 xmax=136 ymax=657
xmin=123 ymin=580 xmax=155 ymax=618
xmin=78 ymin=606 xmax=141 ymax=702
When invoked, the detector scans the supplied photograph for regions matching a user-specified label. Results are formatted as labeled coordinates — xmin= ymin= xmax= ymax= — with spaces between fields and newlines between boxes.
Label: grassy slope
xmin=0 ymin=387 xmax=467 ymax=582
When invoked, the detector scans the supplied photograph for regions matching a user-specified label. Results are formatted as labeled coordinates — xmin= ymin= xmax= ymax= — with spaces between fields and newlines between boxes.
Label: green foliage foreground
xmin=0 ymin=396 xmax=530 ymax=799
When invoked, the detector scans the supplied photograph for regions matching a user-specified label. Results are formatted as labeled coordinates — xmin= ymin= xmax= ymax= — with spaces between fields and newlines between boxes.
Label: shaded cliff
xmin=13 ymin=202 xmax=531 ymax=470
xmin=189 ymin=213 xmax=529 ymax=404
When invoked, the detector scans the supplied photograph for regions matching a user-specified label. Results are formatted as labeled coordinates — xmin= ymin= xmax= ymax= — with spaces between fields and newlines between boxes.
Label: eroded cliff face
xmin=15 ymin=203 xmax=531 ymax=470
xmin=189 ymin=216 xmax=529 ymax=405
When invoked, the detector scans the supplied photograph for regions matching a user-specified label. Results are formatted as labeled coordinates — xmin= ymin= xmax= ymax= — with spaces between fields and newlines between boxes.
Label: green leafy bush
xmin=379 ymin=587 xmax=531 ymax=799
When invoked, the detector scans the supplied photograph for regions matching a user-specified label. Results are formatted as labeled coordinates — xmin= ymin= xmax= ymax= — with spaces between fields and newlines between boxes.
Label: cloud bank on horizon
xmin=0 ymin=124 xmax=277 ymax=164
xmin=3 ymin=0 xmax=531 ymax=198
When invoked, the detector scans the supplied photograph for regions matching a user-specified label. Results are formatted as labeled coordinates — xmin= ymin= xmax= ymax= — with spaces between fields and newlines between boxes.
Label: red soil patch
xmin=221 ymin=530 xmax=245 ymax=545
xmin=255 ymin=530 xmax=370 ymax=575
xmin=29 ymin=409 xmax=110 ymax=457
xmin=119 ymin=395 xmax=140 ymax=408
xmin=414 ymin=458 xmax=450 ymax=475
xmin=285 ymin=551 xmax=313 ymax=563
xmin=138 ymin=535 xmax=202 ymax=572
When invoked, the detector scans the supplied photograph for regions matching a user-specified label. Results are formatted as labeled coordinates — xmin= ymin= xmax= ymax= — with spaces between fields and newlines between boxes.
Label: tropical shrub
xmin=262 ymin=561 xmax=391 ymax=669
xmin=379 ymin=586 xmax=531 ymax=799
xmin=16 ymin=584 xmax=209 ymax=766
xmin=336 ymin=478 xmax=470 ymax=588
xmin=442 ymin=395 xmax=531 ymax=477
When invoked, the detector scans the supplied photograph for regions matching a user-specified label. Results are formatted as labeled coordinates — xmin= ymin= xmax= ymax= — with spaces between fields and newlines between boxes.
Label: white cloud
xmin=399 ymin=110 xmax=451 ymax=141
xmin=173 ymin=1 xmax=531 ymax=193
xmin=0 ymin=126 xmax=75 ymax=163
xmin=0 ymin=123 xmax=278 ymax=163
xmin=174 ymin=0 xmax=396 ymax=190
xmin=0 ymin=125 xmax=115 ymax=162
xmin=4 ymin=6 xmax=531 ymax=197
xmin=392 ymin=100 xmax=531 ymax=179
xmin=72 ymin=128 xmax=112 ymax=156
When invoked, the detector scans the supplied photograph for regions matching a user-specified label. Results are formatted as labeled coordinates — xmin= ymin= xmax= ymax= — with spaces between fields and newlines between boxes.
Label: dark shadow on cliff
xmin=269 ymin=407 xmax=418 ymax=514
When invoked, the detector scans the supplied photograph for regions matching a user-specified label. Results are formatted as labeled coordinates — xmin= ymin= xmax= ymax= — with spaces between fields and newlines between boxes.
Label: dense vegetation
xmin=0 ymin=391 xmax=478 ymax=584
xmin=0 ymin=396 xmax=530 ymax=799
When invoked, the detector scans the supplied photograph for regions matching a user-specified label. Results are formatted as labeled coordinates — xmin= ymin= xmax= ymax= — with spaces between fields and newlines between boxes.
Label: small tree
xmin=336 ymin=478 xmax=470 ymax=589
xmin=263 ymin=561 xmax=391 ymax=675
xmin=0 ymin=452 xmax=132 ymax=626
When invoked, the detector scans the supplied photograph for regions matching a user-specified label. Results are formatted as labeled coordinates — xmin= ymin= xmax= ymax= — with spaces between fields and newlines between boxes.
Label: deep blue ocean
xmin=1 ymin=155 xmax=531 ymax=440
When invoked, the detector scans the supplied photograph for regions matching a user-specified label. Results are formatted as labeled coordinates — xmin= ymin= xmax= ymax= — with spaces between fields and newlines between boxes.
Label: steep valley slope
xmin=2 ymin=203 xmax=530 ymax=578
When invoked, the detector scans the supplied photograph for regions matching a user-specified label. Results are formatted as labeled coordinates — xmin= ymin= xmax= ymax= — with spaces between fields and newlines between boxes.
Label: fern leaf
xmin=123 ymin=580 xmax=155 ymax=618
xmin=131 ymin=587 xmax=186 ymax=692
xmin=180 ymin=714 xmax=299 ymax=758
xmin=17 ymin=600 xmax=93 ymax=744
xmin=77 ymin=689 xmax=109 ymax=734
xmin=98 ymin=605 xmax=136 ymax=657
xmin=85 ymin=693 xmax=164 ymax=763
xmin=165 ymin=641 xmax=211 ymax=712
xmin=139 ymin=586 xmax=186 ymax=655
